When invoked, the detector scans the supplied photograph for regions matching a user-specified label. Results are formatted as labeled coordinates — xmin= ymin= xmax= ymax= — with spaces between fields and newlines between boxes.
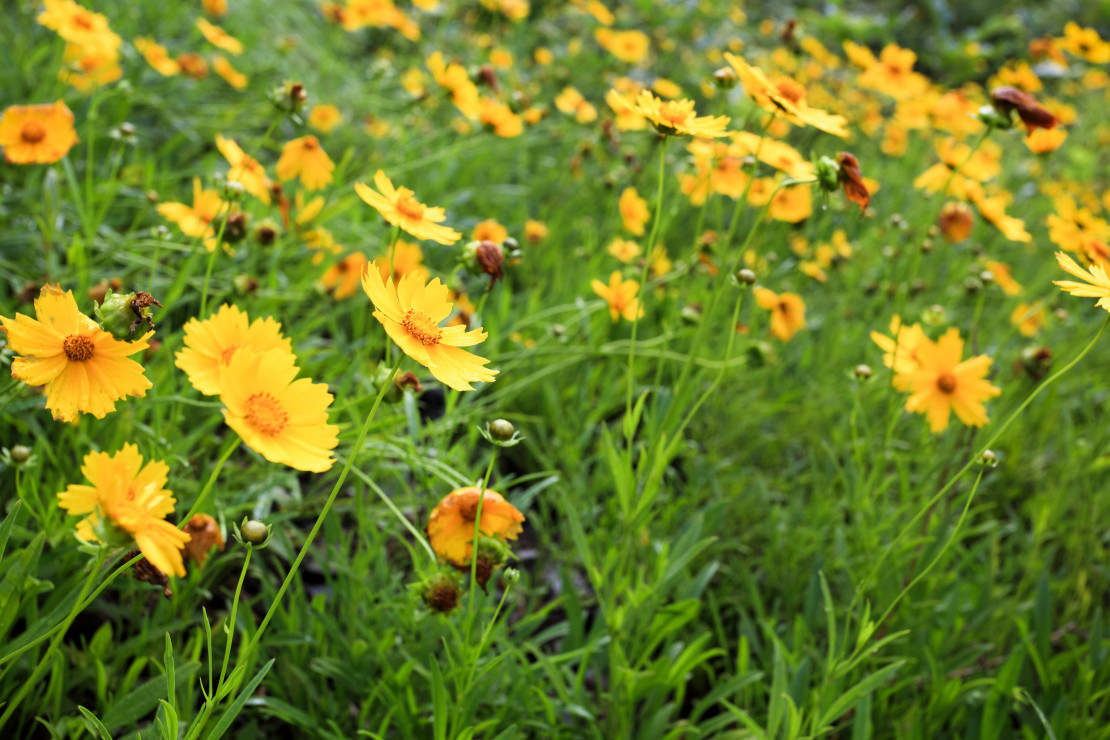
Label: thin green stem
xmin=180 ymin=437 xmax=241 ymax=526
xmin=464 ymin=449 xmax=500 ymax=639
xmin=217 ymin=547 xmax=252 ymax=692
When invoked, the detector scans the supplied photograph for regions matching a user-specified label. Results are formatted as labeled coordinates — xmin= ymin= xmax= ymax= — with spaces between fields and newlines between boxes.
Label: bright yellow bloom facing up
xmin=58 ymin=444 xmax=190 ymax=577
xmin=276 ymin=136 xmax=334 ymax=191
xmin=175 ymin=304 xmax=292 ymax=396
xmin=608 ymin=90 xmax=729 ymax=138
xmin=356 ymin=171 xmax=461 ymax=245
xmin=592 ymin=271 xmax=644 ymax=322
xmin=219 ymin=348 xmax=340 ymax=472
xmin=0 ymin=285 xmax=152 ymax=421
xmin=426 ymin=487 xmax=525 ymax=566
xmin=362 ymin=261 xmax=498 ymax=391
xmin=754 ymin=288 xmax=806 ymax=342
xmin=1053 ymin=251 xmax=1110 ymax=313
xmin=902 ymin=328 xmax=1000 ymax=434
xmin=0 ymin=101 xmax=79 ymax=165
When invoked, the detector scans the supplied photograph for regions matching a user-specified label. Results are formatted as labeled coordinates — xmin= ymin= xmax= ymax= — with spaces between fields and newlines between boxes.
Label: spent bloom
xmin=426 ymin=487 xmax=525 ymax=566
xmin=58 ymin=444 xmax=190 ymax=577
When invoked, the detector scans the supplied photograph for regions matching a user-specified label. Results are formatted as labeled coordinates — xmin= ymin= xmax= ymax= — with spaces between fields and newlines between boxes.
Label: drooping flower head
xmin=355 ymin=171 xmax=461 ymax=245
xmin=362 ymin=261 xmax=499 ymax=391
xmin=0 ymin=101 xmax=79 ymax=164
xmin=989 ymin=86 xmax=1059 ymax=135
xmin=219 ymin=347 xmax=340 ymax=472
xmin=903 ymin=328 xmax=1001 ymax=434
xmin=175 ymin=304 xmax=292 ymax=396
xmin=608 ymin=90 xmax=729 ymax=138
xmin=57 ymin=444 xmax=190 ymax=577
xmin=0 ymin=285 xmax=152 ymax=421
xmin=426 ymin=487 xmax=525 ymax=566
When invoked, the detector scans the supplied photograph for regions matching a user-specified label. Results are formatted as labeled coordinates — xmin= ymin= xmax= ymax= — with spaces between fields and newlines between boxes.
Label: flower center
xmin=656 ymin=103 xmax=689 ymax=127
xmin=396 ymin=196 xmax=426 ymax=220
xmin=63 ymin=334 xmax=95 ymax=361
xmin=21 ymin=121 xmax=46 ymax=144
xmin=302 ymin=137 xmax=318 ymax=150
xmin=775 ymin=79 xmax=805 ymax=104
xmin=220 ymin=345 xmax=239 ymax=365
xmin=456 ymin=491 xmax=483 ymax=520
xmin=402 ymin=309 xmax=443 ymax=345
xmin=246 ymin=392 xmax=289 ymax=435
xmin=936 ymin=372 xmax=958 ymax=394
xmin=73 ymin=13 xmax=94 ymax=29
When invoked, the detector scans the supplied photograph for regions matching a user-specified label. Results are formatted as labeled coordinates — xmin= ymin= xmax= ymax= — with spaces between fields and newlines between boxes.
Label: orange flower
xmin=212 ymin=55 xmax=247 ymax=89
xmin=426 ymin=487 xmax=525 ymax=566
xmin=276 ymin=136 xmax=334 ymax=191
xmin=320 ymin=252 xmax=368 ymax=299
xmin=308 ymin=104 xmax=343 ymax=133
xmin=196 ymin=18 xmax=243 ymax=54
xmin=903 ymin=329 xmax=1000 ymax=434
xmin=355 ymin=170 xmax=461 ymax=244
xmin=608 ymin=90 xmax=729 ymax=138
xmin=216 ymin=134 xmax=272 ymax=203
xmin=754 ymin=288 xmax=806 ymax=341
xmin=591 ymin=271 xmax=644 ymax=322
xmin=0 ymin=101 xmax=79 ymax=164
xmin=134 ymin=37 xmax=180 ymax=76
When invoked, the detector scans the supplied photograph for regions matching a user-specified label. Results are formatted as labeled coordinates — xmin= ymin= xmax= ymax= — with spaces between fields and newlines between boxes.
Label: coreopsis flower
xmin=177 ymin=53 xmax=209 ymax=79
xmin=58 ymin=444 xmax=190 ymax=577
xmin=355 ymin=170 xmax=461 ymax=244
xmin=321 ymin=252 xmax=369 ymax=299
xmin=605 ymin=87 xmax=647 ymax=131
xmin=524 ymin=219 xmax=548 ymax=244
xmin=203 ymin=0 xmax=228 ymax=16
xmin=427 ymin=52 xmax=480 ymax=119
xmin=679 ymin=137 xmax=751 ymax=205
xmin=1058 ymin=22 xmax=1110 ymax=64
xmin=913 ymin=138 xmax=1002 ymax=198
xmin=477 ymin=97 xmax=523 ymax=137
xmin=754 ymin=288 xmax=806 ymax=341
xmin=967 ymin=185 xmax=1031 ymax=243
xmin=724 ymin=53 xmax=848 ymax=137
xmin=768 ymin=182 xmax=813 ymax=223
xmin=308 ymin=104 xmax=343 ymax=133
xmin=871 ymin=315 xmax=927 ymax=388
xmin=134 ymin=37 xmax=179 ymax=76
xmin=854 ymin=43 xmax=931 ymax=101
xmin=594 ymin=27 xmax=649 ymax=64
xmin=732 ymin=132 xmax=813 ymax=179
xmin=938 ymin=202 xmax=974 ymax=242
xmin=276 ymin=136 xmax=334 ymax=191
xmin=989 ymin=87 xmax=1059 ymax=134
xmin=195 ymin=18 xmax=243 ymax=54
xmin=58 ymin=41 xmax=122 ymax=92
xmin=607 ymin=238 xmax=641 ymax=263
xmin=0 ymin=285 xmax=152 ymax=421
xmin=649 ymin=244 xmax=672 ymax=278
xmin=157 ymin=177 xmax=224 ymax=241
xmin=0 ymin=101 xmax=79 ymax=164
xmin=902 ymin=328 xmax=1001 ymax=434
xmin=1011 ymin=302 xmax=1046 ymax=337
xmin=426 ymin=487 xmax=524 ymax=566
xmin=362 ymin=262 xmax=499 ymax=391
xmin=216 ymin=135 xmax=272 ymax=203
xmin=981 ymin=259 xmax=1023 ymax=296
xmin=619 ymin=187 xmax=649 ymax=235
xmin=554 ymin=86 xmax=598 ymax=123
xmin=1025 ymin=128 xmax=1066 ymax=153
xmin=1053 ymin=251 xmax=1110 ymax=312
xmin=212 ymin=55 xmax=247 ymax=89
xmin=175 ymin=304 xmax=291 ymax=396
xmin=591 ymin=271 xmax=643 ymax=323
xmin=472 ymin=219 xmax=508 ymax=244
xmin=183 ymin=514 xmax=225 ymax=567
xmin=608 ymin=90 xmax=729 ymax=138
xmin=219 ymin=347 xmax=339 ymax=472
xmin=37 ymin=0 xmax=121 ymax=54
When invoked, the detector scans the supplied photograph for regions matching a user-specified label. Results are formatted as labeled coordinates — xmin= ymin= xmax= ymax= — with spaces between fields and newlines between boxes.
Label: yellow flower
xmin=355 ymin=170 xmax=461 ymax=244
xmin=981 ymin=259 xmax=1023 ymax=296
xmin=0 ymin=285 xmax=152 ymax=421
xmin=856 ymin=44 xmax=931 ymax=101
xmin=219 ymin=348 xmax=340 ymax=472
xmin=157 ymin=177 xmax=224 ymax=242
xmin=594 ymin=28 xmax=649 ymax=65
xmin=212 ymin=54 xmax=247 ymax=89
xmin=967 ymin=185 xmax=1031 ymax=243
xmin=175 ymin=304 xmax=292 ymax=396
xmin=308 ymin=104 xmax=343 ymax=133
xmin=1011 ymin=302 xmax=1046 ymax=337
xmin=608 ymin=90 xmax=729 ymax=138
xmin=649 ymin=244 xmax=672 ymax=277
xmin=478 ymin=97 xmax=524 ymax=137
xmin=37 ymin=0 xmax=121 ymax=55
xmin=0 ymin=101 xmax=79 ymax=165
xmin=723 ymin=53 xmax=848 ymax=137
xmin=59 ymin=41 xmax=122 ymax=92
xmin=472 ymin=218 xmax=508 ymax=244
xmin=754 ymin=288 xmax=806 ymax=341
xmin=377 ymin=239 xmax=429 ymax=284
xmin=134 ymin=37 xmax=180 ymax=76
xmin=320 ymin=252 xmax=369 ymax=299
xmin=196 ymin=18 xmax=243 ymax=55
xmin=362 ymin=262 xmax=499 ymax=391
xmin=1025 ymin=128 xmax=1066 ymax=154
xmin=426 ymin=487 xmax=524 ymax=566
xmin=607 ymin=237 xmax=641 ymax=263
xmin=524 ymin=219 xmax=548 ymax=244
xmin=1053 ymin=251 xmax=1110 ymax=312
xmin=216 ymin=134 xmax=272 ymax=203
xmin=427 ymin=52 xmax=481 ymax=119
xmin=1059 ymin=22 xmax=1110 ymax=64
xmin=903 ymin=328 xmax=1000 ymax=434
xmin=871 ymin=315 xmax=927 ymax=390
xmin=769 ymin=182 xmax=813 ymax=223
xmin=203 ymin=0 xmax=228 ymax=16
xmin=276 ymin=136 xmax=334 ymax=191
xmin=58 ymin=444 xmax=190 ymax=577
xmin=591 ymin=271 xmax=643 ymax=322
xmin=619 ymin=187 xmax=649 ymax=235
xmin=555 ymin=86 xmax=598 ymax=123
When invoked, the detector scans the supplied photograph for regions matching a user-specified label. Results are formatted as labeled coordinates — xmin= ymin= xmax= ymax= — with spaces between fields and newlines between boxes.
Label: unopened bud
xmin=239 ymin=519 xmax=270 ymax=545
xmin=488 ymin=419 xmax=515 ymax=440
xmin=980 ymin=449 xmax=997 ymax=467
xmin=854 ymin=364 xmax=873 ymax=380
xmin=713 ymin=66 xmax=737 ymax=89
xmin=737 ymin=268 xmax=757 ymax=284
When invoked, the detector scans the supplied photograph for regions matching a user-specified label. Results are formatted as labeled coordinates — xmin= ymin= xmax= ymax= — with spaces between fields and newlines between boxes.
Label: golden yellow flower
xmin=903 ymin=329 xmax=1000 ymax=434
xmin=619 ymin=187 xmax=649 ymax=235
xmin=157 ymin=177 xmax=224 ymax=242
xmin=308 ymin=104 xmax=343 ymax=133
xmin=212 ymin=54 xmax=248 ymax=89
xmin=1059 ymin=22 xmax=1110 ymax=64
xmin=362 ymin=262 xmax=499 ymax=391
xmin=216 ymin=134 xmax=272 ymax=203
xmin=472 ymin=219 xmax=508 ymax=244
xmin=1053 ymin=251 xmax=1110 ymax=312
xmin=591 ymin=271 xmax=644 ymax=322
xmin=594 ymin=28 xmax=649 ymax=65
xmin=871 ymin=315 xmax=927 ymax=390
xmin=37 ymin=0 xmax=121 ymax=55
xmin=0 ymin=285 xmax=152 ymax=422
xmin=58 ymin=41 xmax=122 ymax=92
xmin=202 ymin=0 xmax=228 ymax=16
xmin=769 ymin=182 xmax=813 ymax=223
xmin=276 ymin=136 xmax=334 ymax=191
xmin=856 ymin=44 xmax=931 ymax=101
xmin=607 ymin=237 xmax=641 ymax=263
xmin=320 ymin=252 xmax=368 ymax=299
xmin=724 ymin=53 xmax=848 ymax=137
xmin=58 ymin=444 xmax=190 ymax=578
xmin=0 ymin=101 xmax=79 ymax=165
xmin=134 ymin=37 xmax=180 ymax=76
xmin=524 ymin=219 xmax=548 ymax=244
xmin=219 ymin=348 xmax=340 ymax=472
xmin=1011 ymin=302 xmax=1046 ymax=337
xmin=981 ymin=259 xmax=1023 ymax=296
xmin=608 ymin=90 xmax=729 ymax=138
xmin=195 ymin=18 xmax=243 ymax=55
xmin=426 ymin=487 xmax=525 ymax=566
xmin=175 ymin=304 xmax=292 ymax=396
xmin=754 ymin=288 xmax=806 ymax=341
xmin=1025 ymin=128 xmax=1066 ymax=154
xmin=355 ymin=170 xmax=461 ymax=244
xmin=478 ymin=97 xmax=524 ymax=137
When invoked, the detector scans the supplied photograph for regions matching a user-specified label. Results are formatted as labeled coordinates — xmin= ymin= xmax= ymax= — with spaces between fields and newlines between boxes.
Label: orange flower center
xmin=63 ymin=334 xmax=95 ymax=361
xmin=656 ymin=103 xmax=690 ymax=127
xmin=21 ymin=121 xmax=47 ymax=144
xmin=73 ymin=13 xmax=95 ymax=29
xmin=246 ymin=392 xmax=289 ymax=435
xmin=936 ymin=372 xmax=958 ymax=394
xmin=396 ymin=196 xmax=426 ymax=220
xmin=775 ymin=79 xmax=805 ymax=104
xmin=402 ymin=309 xmax=442 ymax=345
xmin=302 ymin=137 xmax=318 ymax=150
xmin=220 ymin=345 xmax=240 ymax=365
xmin=455 ymin=491 xmax=483 ymax=520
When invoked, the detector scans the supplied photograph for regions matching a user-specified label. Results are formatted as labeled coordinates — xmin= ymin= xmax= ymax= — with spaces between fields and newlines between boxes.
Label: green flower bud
xmin=488 ymin=419 xmax=515 ymax=440
xmin=814 ymin=155 xmax=841 ymax=193
xmin=94 ymin=289 xmax=162 ymax=340
xmin=239 ymin=519 xmax=271 ymax=546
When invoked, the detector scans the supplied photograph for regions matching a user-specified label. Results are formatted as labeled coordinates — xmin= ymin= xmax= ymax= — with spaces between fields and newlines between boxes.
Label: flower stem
xmin=180 ymin=436 xmax=241 ymax=526
xmin=217 ymin=546 xmax=252 ymax=692
xmin=464 ymin=448 xmax=499 ymax=639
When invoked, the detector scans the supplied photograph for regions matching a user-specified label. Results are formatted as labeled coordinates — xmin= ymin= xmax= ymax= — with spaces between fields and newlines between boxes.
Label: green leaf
xmin=817 ymin=661 xmax=906 ymax=729
xmin=78 ymin=706 xmax=113 ymax=740
xmin=202 ymin=659 xmax=274 ymax=740
xmin=102 ymin=661 xmax=199 ymax=732
xmin=430 ymin=657 xmax=448 ymax=740
xmin=164 ymin=633 xmax=176 ymax=713
xmin=0 ymin=501 xmax=22 ymax=565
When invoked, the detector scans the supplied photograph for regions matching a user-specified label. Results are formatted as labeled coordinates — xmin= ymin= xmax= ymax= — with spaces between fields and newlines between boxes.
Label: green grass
xmin=2 ymin=0 xmax=1110 ymax=738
